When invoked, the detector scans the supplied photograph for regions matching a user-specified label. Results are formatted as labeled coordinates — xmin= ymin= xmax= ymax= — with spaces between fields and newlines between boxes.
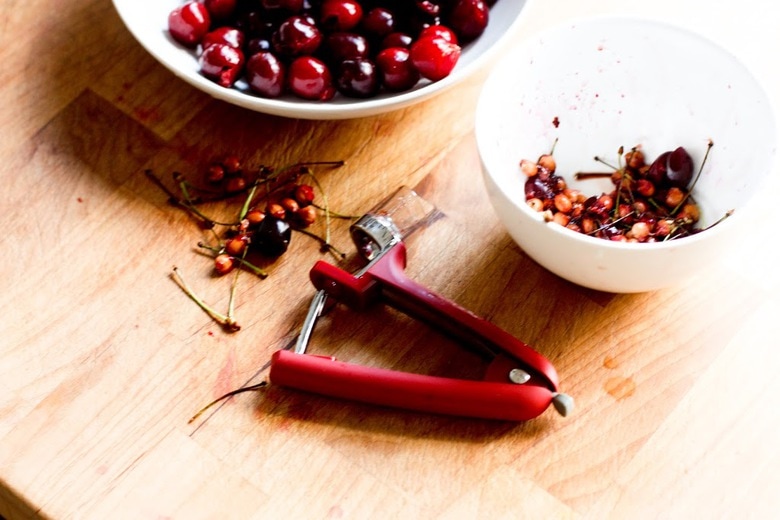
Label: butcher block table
xmin=2 ymin=0 xmax=780 ymax=518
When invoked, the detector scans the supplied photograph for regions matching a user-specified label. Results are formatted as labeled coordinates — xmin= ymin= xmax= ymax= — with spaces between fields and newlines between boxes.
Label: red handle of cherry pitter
xmin=269 ymin=243 xmax=561 ymax=421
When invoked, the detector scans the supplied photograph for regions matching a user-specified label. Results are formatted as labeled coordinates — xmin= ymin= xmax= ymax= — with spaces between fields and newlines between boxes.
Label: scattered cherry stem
xmin=593 ymin=155 xmax=619 ymax=170
xmin=670 ymin=139 xmax=715 ymax=215
xmin=197 ymin=242 xmax=269 ymax=278
xmin=574 ymin=171 xmax=613 ymax=180
xmin=188 ymin=381 xmax=268 ymax=424
xmin=171 ymin=267 xmax=240 ymax=331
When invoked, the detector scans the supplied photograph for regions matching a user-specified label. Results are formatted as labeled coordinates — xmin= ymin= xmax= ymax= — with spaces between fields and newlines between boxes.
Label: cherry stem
xmin=670 ymin=139 xmax=714 ymax=216
xmin=188 ymin=381 xmax=268 ymax=424
xmin=699 ymin=209 xmax=734 ymax=233
xmin=145 ymin=169 xmax=216 ymax=228
xmin=593 ymin=156 xmax=618 ymax=170
xmin=588 ymin=211 xmax=636 ymax=235
xmin=239 ymin=181 xmax=259 ymax=221
xmin=171 ymin=267 xmax=240 ymax=331
xmin=312 ymin=204 xmax=359 ymax=219
xmin=574 ymin=171 xmax=613 ymax=180
xmin=226 ymin=248 xmax=246 ymax=326
xmin=612 ymin=147 xmax=627 ymax=219
xmin=301 ymin=171 xmax=333 ymax=248
xmin=549 ymin=137 xmax=559 ymax=156
xmin=196 ymin=242 xmax=269 ymax=278
xmin=294 ymin=228 xmax=346 ymax=259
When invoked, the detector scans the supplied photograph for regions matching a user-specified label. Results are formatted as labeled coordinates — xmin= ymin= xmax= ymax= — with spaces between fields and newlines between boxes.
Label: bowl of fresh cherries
xmin=112 ymin=0 xmax=528 ymax=119
xmin=476 ymin=15 xmax=777 ymax=293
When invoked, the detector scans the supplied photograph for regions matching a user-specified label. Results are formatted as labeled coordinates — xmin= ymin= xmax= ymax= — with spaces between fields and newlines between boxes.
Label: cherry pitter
xmin=269 ymin=186 xmax=573 ymax=421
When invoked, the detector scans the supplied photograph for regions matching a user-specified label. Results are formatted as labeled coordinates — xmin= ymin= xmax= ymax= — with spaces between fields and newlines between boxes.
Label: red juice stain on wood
xmin=214 ymin=348 xmax=237 ymax=397
xmin=605 ymin=376 xmax=636 ymax=400
xmin=603 ymin=356 xmax=619 ymax=369
xmin=133 ymin=106 xmax=162 ymax=123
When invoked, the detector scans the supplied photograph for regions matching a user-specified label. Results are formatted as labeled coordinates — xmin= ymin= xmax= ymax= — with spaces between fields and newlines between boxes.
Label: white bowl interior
xmin=477 ymin=16 xmax=777 ymax=292
xmin=112 ymin=0 xmax=529 ymax=119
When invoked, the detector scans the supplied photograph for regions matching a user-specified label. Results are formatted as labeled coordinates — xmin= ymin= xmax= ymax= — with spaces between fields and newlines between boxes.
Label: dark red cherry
xmin=261 ymin=0 xmax=305 ymax=12
xmin=376 ymin=47 xmax=420 ymax=91
xmin=447 ymin=0 xmax=490 ymax=42
xmin=665 ymin=146 xmax=694 ymax=188
xmin=252 ymin=217 xmax=292 ymax=257
xmin=525 ymin=175 xmax=557 ymax=201
xmin=273 ymin=16 xmax=322 ymax=57
xmin=323 ymin=32 xmax=369 ymax=64
xmin=320 ymin=0 xmax=364 ymax=32
xmin=199 ymin=44 xmax=245 ymax=87
xmin=287 ymin=56 xmax=336 ymax=100
xmin=361 ymin=8 xmax=395 ymax=39
xmin=645 ymin=151 xmax=671 ymax=186
xmin=204 ymin=0 xmax=237 ymax=20
xmin=246 ymin=51 xmax=286 ymax=97
xmin=168 ymin=2 xmax=211 ymax=48
xmin=336 ymin=58 xmax=380 ymax=98
xmin=409 ymin=36 xmax=460 ymax=81
xmin=380 ymin=32 xmax=413 ymax=49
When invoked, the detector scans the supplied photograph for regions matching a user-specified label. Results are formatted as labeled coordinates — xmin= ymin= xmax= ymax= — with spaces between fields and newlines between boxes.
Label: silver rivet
xmin=508 ymin=369 xmax=531 ymax=384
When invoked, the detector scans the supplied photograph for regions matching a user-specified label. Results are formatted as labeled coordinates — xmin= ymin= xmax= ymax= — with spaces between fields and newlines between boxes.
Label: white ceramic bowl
xmin=112 ymin=0 xmax=529 ymax=120
xmin=476 ymin=16 xmax=777 ymax=293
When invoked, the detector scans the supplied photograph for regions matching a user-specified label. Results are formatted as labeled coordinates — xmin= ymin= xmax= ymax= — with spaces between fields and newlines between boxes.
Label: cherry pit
xmin=520 ymin=140 xmax=731 ymax=242
xmin=167 ymin=0 xmax=496 ymax=101
xmin=146 ymin=156 xmax=351 ymax=331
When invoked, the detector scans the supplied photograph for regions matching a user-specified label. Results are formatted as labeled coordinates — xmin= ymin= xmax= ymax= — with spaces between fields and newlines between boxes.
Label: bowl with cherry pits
xmin=112 ymin=0 xmax=528 ymax=119
xmin=476 ymin=16 xmax=777 ymax=293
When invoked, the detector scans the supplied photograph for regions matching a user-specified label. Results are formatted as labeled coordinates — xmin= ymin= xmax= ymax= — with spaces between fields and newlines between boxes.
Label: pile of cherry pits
xmin=167 ymin=0 xmax=494 ymax=101
xmin=521 ymin=143 xmax=716 ymax=243
xmin=196 ymin=155 xmax=335 ymax=276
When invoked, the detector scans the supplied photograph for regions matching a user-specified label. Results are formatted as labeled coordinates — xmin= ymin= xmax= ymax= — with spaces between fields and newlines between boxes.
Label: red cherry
xmin=200 ymin=27 xmax=245 ymax=50
xmin=199 ymin=44 xmax=245 ymax=88
xmin=409 ymin=36 xmax=461 ymax=81
xmin=418 ymin=25 xmax=458 ymax=45
xmin=287 ymin=56 xmax=336 ymax=100
xmin=320 ymin=0 xmax=364 ymax=32
xmin=168 ymin=2 xmax=212 ymax=48
xmin=246 ymin=51 xmax=286 ymax=98
xmin=273 ymin=15 xmax=323 ymax=57
xmin=376 ymin=47 xmax=420 ymax=91
xmin=447 ymin=0 xmax=490 ymax=42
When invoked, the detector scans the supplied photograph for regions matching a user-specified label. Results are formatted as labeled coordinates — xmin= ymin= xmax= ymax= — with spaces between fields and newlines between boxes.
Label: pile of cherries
xmin=167 ymin=0 xmax=494 ymax=100
xmin=521 ymin=142 xmax=715 ymax=242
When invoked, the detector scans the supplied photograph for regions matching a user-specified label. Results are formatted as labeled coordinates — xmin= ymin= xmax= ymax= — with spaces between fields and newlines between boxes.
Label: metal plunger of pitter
xmin=269 ymin=187 xmax=573 ymax=421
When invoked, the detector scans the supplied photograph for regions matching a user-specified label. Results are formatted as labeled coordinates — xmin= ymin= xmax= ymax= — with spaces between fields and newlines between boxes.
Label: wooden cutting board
xmin=2 ymin=1 xmax=779 ymax=518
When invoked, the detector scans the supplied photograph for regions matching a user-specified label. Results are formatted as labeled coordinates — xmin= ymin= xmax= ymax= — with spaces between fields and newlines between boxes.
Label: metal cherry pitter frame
xmin=269 ymin=187 xmax=574 ymax=421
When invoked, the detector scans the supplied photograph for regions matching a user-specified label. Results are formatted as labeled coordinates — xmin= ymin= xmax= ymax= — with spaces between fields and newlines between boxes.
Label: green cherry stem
xmin=294 ymin=228 xmax=347 ymax=259
xmin=171 ymin=267 xmax=240 ymax=332
xmin=196 ymin=243 xmax=269 ymax=278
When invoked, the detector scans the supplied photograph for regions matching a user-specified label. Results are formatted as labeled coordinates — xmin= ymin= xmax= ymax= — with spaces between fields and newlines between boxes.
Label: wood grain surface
xmin=2 ymin=0 xmax=779 ymax=519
